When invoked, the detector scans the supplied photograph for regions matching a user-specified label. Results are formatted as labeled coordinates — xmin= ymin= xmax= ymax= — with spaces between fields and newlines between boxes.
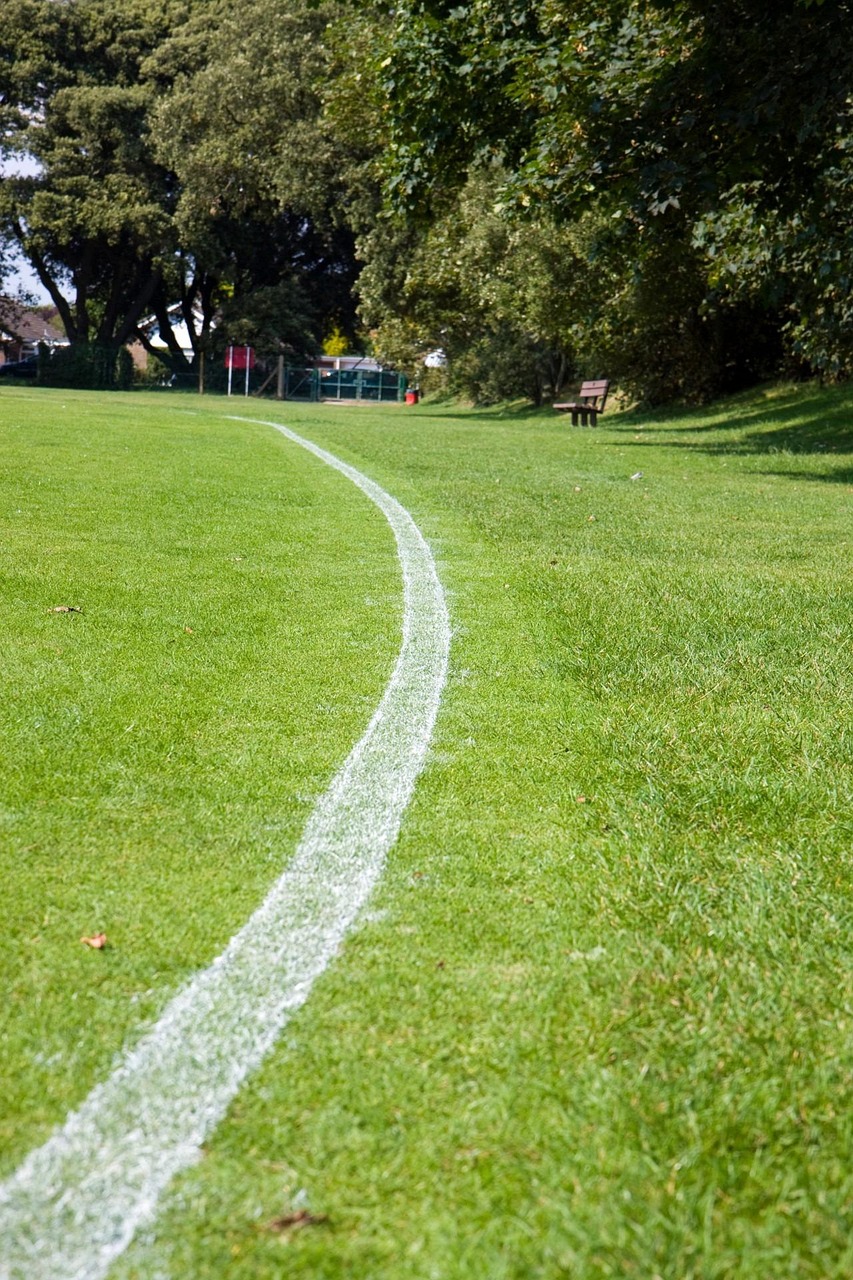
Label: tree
xmin=152 ymin=0 xmax=364 ymax=358
xmin=0 ymin=0 xmax=367 ymax=382
xmin=0 ymin=0 xmax=192 ymax=373
xmin=358 ymin=166 xmax=606 ymax=403
xmin=373 ymin=0 xmax=853 ymax=396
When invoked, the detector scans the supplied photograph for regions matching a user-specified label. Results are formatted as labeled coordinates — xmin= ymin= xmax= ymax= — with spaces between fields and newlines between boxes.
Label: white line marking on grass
xmin=0 ymin=417 xmax=450 ymax=1280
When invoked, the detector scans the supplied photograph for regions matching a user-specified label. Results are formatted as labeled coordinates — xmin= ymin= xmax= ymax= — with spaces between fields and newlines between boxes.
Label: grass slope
xmin=2 ymin=383 xmax=852 ymax=1278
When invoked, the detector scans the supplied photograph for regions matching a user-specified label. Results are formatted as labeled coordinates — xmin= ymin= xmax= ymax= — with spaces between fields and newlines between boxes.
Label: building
xmin=0 ymin=299 xmax=68 ymax=364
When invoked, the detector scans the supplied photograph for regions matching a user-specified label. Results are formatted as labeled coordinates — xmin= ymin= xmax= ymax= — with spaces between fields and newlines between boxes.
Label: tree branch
xmin=12 ymin=220 xmax=76 ymax=340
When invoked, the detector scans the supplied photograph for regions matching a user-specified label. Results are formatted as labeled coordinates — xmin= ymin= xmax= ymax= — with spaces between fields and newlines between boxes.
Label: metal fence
xmin=134 ymin=359 xmax=407 ymax=402
xmin=279 ymin=366 xmax=406 ymax=402
xmin=147 ymin=360 xmax=409 ymax=399
xmin=317 ymin=367 xmax=406 ymax=403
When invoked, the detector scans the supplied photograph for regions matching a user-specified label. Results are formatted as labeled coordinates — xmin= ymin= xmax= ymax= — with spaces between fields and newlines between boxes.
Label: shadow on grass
xmin=399 ymin=384 xmax=853 ymax=483
xmin=769 ymin=466 xmax=853 ymax=485
xmin=607 ymin=382 xmax=853 ymax=480
xmin=407 ymin=398 xmax=557 ymax=423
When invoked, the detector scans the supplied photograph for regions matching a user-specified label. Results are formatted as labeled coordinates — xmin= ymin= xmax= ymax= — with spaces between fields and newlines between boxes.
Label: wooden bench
xmin=554 ymin=379 xmax=610 ymax=427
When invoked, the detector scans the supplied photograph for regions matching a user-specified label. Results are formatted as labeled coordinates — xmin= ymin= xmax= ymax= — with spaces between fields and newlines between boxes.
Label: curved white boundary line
xmin=0 ymin=417 xmax=450 ymax=1280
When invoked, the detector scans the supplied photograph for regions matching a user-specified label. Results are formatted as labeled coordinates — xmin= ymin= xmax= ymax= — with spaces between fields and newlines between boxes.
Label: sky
xmin=5 ymin=255 xmax=53 ymax=305
xmin=2 ymin=153 xmax=54 ymax=305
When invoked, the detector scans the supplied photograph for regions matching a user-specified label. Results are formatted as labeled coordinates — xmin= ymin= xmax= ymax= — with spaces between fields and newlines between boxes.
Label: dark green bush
xmin=38 ymin=343 xmax=136 ymax=390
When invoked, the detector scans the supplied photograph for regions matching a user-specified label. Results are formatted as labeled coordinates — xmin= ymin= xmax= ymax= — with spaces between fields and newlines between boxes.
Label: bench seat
xmin=554 ymin=379 xmax=610 ymax=426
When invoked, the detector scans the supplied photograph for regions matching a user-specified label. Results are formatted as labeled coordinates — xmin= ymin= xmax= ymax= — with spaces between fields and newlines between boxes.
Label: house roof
xmin=0 ymin=298 xmax=67 ymax=345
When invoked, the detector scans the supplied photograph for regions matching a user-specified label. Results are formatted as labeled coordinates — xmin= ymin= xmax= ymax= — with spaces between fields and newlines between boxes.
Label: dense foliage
xmin=373 ymin=0 xmax=853 ymax=400
xmin=2 ymin=0 xmax=852 ymax=399
xmin=0 ymin=0 xmax=359 ymax=380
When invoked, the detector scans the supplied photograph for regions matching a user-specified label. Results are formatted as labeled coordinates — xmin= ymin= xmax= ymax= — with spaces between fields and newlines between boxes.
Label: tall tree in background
xmin=3 ymin=0 xmax=850 ymax=401
xmin=152 ymin=0 xmax=364 ymax=360
xmin=374 ymin=0 xmax=853 ymax=398
xmin=356 ymin=165 xmax=603 ymax=402
xmin=0 ymin=0 xmax=365 ymax=379
xmin=0 ymin=0 xmax=189 ymax=361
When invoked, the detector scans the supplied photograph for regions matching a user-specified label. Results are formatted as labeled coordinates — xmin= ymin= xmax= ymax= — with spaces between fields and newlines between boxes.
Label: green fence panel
xmin=315 ymin=367 xmax=405 ymax=403
xmin=284 ymin=367 xmax=319 ymax=400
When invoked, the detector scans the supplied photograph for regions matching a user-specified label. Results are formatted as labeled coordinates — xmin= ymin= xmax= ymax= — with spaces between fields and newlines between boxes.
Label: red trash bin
xmin=405 ymin=388 xmax=419 ymax=405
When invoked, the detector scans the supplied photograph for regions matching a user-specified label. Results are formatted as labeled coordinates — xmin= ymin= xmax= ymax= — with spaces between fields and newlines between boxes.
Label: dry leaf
xmin=183 ymin=626 xmax=194 ymax=634
xmin=81 ymin=932 xmax=107 ymax=949
xmin=51 ymin=605 xmax=82 ymax=614
xmin=267 ymin=1210 xmax=327 ymax=1235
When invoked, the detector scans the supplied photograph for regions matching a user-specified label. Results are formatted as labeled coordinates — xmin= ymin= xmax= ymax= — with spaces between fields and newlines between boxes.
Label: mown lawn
xmin=0 ymin=388 xmax=400 ymax=1166
xmin=2 ymin=382 xmax=852 ymax=1278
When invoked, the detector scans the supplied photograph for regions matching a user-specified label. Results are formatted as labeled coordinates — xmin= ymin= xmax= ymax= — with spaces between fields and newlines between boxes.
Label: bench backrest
xmin=579 ymin=379 xmax=609 ymax=410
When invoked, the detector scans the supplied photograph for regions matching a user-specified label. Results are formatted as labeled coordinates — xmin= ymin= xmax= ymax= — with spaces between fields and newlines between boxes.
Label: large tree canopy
xmin=152 ymin=0 xmax=363 ymax=358
xmin=372 ymin=0 xmax=853 ymax=394
xmin=379 ymin=0 xmax=853 ymax=221
xmin=0 ymin=0 xmax=363 ymax=377
xmin=2 ymin=0 xmax=852 ymax=399
xmin=0 ymin=0 xmax=187 ymax=353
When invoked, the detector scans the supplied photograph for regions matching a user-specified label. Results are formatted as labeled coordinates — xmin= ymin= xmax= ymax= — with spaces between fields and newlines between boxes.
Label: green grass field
xmin=1 ymin=382 xmax=852 ymax=1278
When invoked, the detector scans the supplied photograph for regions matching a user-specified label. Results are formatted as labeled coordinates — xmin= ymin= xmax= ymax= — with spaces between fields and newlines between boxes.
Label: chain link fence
xmin=31 ymin=347 xmax=407 ymax=402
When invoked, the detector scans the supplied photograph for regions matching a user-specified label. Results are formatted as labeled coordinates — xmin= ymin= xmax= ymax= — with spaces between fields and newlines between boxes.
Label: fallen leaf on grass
xmin=81 ymin=932 xmax=107 ymax=949
xmin=51 ymin=605 xmax=82 ymax=614
xmin=266 ymin=1210 xmax=328 ymax=1235
xmin=183 ymin=626 xmax=194 ymax=634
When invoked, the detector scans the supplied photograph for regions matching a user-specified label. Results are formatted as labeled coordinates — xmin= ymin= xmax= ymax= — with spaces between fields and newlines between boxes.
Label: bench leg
xmin=571 ymin=410 xmax=580 ymax=427
xmin=588 ymin=410 xmax=598 ymax=427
